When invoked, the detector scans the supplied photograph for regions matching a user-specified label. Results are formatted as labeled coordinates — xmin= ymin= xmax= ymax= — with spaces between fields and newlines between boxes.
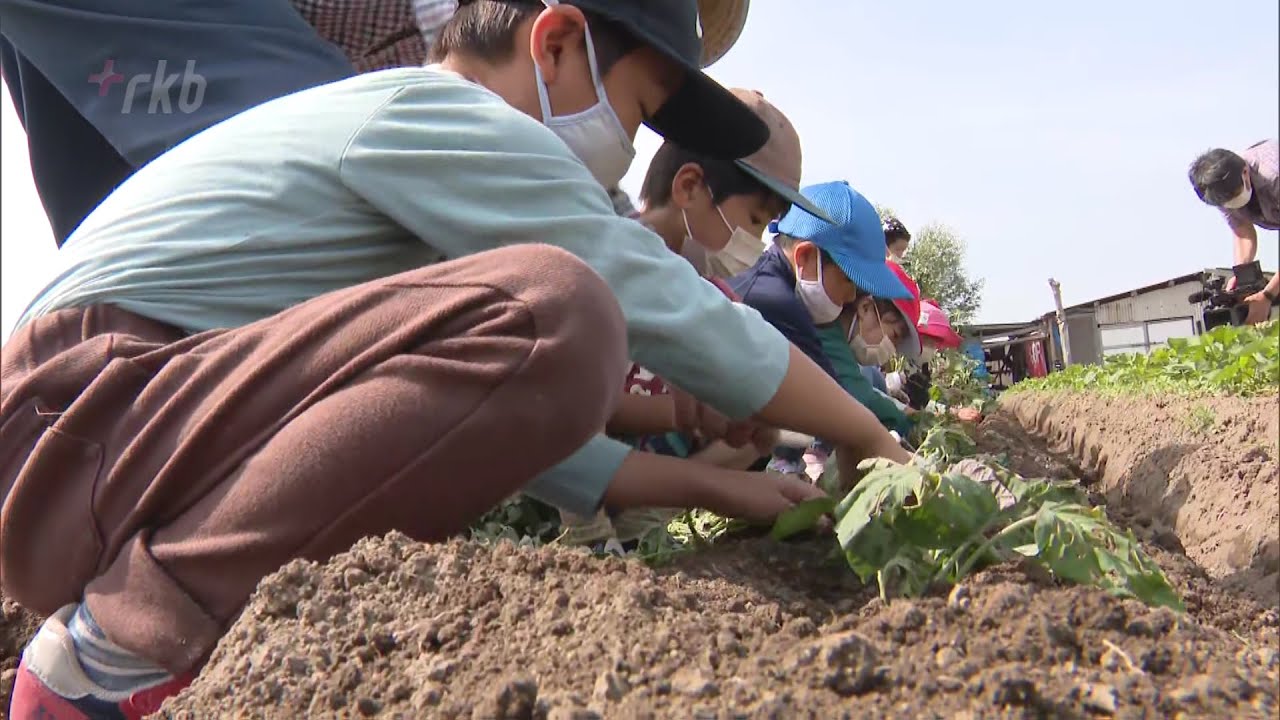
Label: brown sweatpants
xmin=0 ymin=244 xmax=626 ymax=673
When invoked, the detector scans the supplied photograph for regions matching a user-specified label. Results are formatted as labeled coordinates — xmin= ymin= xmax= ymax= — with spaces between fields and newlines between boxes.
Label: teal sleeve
xmin=338 ymin=80 xmax=790 ymax=421
xmin=337 ymin=76 xmax=792 ymax=513
xmin=814 ymin=323 xmax=912 ymax=436
xmin=523 ymin=435 xmax=630 ymax=516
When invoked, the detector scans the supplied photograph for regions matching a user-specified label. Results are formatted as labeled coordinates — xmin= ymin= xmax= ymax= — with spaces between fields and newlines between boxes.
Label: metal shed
xmin=1061 ymin=268 xmax=1277 ymax=364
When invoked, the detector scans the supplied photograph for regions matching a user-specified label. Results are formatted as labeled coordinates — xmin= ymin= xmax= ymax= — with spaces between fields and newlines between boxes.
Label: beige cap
xmin=732 ymin=88 xmax=801 ymax=190
xmin=698 ymin=0 xmax=750 ymax=67
xmin=729 ymin=88 xmax=831 ymax=222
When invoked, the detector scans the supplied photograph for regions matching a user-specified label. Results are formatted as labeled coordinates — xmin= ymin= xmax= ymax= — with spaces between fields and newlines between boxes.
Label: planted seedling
xmin=770 ymin=434 xmax=1183 ymax=611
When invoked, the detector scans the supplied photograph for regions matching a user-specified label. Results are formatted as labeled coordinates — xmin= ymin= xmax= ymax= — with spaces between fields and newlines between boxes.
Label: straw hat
xmin=698 ymin=0 xmax=750 ymax=67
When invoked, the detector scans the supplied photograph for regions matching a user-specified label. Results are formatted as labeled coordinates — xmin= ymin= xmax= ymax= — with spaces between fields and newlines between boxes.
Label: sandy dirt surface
xmin=1 ymin=597 xmax=43 ymax=712
xmin=162 ymin=531 xmax=1278 ymax=719
xmin=998 ymin=392 xmax=1279 ymax=607
xmin=3 ymin=393 xmax=1278 ymax=718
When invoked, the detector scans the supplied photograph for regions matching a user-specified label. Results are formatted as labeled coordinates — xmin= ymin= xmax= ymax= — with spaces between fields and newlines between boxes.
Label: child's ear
xmin=528 ymin=3 xmax=589 ymax=84
xmin=795 ymin=240 xmax=819 ymax=267
xmin=670 ymin=162 xmax=706 ymax=210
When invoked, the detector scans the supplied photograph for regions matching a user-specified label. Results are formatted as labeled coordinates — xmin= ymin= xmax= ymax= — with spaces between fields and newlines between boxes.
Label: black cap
xmin=564 ymin=0 xmax=769 ymax=160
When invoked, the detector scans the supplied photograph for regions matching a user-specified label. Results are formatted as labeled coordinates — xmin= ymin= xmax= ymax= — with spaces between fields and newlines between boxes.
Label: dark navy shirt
xmin=730 ymin=245 xmax=840 ymax=382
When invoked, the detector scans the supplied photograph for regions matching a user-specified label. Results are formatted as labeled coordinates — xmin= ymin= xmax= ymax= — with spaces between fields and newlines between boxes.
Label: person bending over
xmin=563 ymin=87 xmax=824 ymax=548
xmin=1189 ymin=140 xmax=1279 ymax=324
xmin=4 ymin=2 xmax=907 ymax=716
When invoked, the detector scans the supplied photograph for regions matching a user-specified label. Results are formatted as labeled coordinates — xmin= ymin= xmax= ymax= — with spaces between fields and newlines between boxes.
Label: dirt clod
xmin=1079 ymin=681 xmax=1118 ymax=715
xmin=592 ymin=671 xmax=629 ymax=702
xmin=813 ymin=630 xmax=880 ymax=696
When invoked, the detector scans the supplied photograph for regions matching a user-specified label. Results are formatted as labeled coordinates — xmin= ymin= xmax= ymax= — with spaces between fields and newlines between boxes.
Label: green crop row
xmin=1013 ymin=321 xmax=1279 ymax=397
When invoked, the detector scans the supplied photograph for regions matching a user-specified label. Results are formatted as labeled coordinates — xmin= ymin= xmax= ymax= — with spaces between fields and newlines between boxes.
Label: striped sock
xmin=66 ymin=603 xmax=172 ymax=692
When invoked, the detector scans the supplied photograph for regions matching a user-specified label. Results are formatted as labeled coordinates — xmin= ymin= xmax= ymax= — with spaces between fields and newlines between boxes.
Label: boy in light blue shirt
xmin=4 ymin=2 xmax=908 ymax=716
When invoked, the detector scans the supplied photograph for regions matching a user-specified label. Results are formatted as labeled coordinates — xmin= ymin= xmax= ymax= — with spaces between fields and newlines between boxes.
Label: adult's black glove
xmin=903 ymin=364 xmax=932 ymax=411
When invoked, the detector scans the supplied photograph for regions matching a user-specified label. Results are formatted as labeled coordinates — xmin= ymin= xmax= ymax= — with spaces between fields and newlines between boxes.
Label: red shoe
xmin=8 ymin=605 xmax=192 ymax=720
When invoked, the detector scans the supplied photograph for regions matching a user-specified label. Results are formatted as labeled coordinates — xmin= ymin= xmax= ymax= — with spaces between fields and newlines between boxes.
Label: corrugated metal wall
xmin=1094 ymin=280 xmax=1203 ymax=324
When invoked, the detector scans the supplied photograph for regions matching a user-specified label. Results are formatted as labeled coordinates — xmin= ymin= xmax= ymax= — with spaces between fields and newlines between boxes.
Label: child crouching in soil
xmin=5 ymin=4 xmax=912 ymax=717
xmin=561 ymin=88 xmax=830 ymax=549
xmin=798 ymin=260 xmax=923 ymax=475
xmin=728 ymin=180 xmax=915 ymax=481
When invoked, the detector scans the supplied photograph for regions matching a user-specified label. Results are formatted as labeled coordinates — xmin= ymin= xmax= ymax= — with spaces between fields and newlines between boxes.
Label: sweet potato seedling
xmin=772 ymin=421 xmax=1184 ymax=611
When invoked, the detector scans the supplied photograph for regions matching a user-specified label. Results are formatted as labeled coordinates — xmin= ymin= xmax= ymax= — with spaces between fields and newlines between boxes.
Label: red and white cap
xmin=918 ymin=299 xmax=963 ymax=349
xmin=886 ymin=261 xmax=922 ymax=360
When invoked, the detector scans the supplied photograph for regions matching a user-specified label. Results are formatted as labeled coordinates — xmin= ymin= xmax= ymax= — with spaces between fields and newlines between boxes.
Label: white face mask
xmin=708 ymin=227 xmax=764 ymax=278
xmin=680 ymin=197 xmax=764 ymax=279
xmin=533 ymin=8 xmax=635 ymax=188
xmin=848 ymin=303 xmax=898 ymax=366
xmin=795 ymin=252 xmax=843 ymax=324
xmin=679 ymin=209 xmax=711 ymax=273
xmin=851 ymin=334 xmax=897 ymax=366
xmin=1221 ymin=175 xmax=1253 ymax=210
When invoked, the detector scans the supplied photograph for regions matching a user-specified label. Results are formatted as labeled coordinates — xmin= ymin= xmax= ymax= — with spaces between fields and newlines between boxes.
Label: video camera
xmin=1188 ymin=261 xmax=1275 ymax=330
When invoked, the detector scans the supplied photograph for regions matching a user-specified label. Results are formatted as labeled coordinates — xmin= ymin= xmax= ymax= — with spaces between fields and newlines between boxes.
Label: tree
xmin=875 ymin=208 xmax=984 ymax=325
xmin=900 ymin=223 xmax=985 ymax=325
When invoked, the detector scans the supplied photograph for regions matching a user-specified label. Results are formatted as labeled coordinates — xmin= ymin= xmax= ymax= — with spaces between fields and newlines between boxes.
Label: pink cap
xmin=918 ymin=300 xmax=963 ymax=349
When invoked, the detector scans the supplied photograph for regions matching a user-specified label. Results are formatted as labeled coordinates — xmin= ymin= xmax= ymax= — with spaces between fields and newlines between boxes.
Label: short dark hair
xmin=429 ymin=0 xmax=640 ymax=74
xmin=639 ymin=141 xmax=786 ymax=212
xmin=772 ymin=231 xmax=834 ymax=266
xmin=882 ymin=216 xmax=911 ymax=246
xmin=1189 ymin=149 xmax=1248 ymax=205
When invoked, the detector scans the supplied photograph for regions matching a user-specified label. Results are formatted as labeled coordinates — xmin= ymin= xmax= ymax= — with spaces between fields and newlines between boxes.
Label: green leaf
xmin=1123 ymin=566 xmax=1186 ymax=612
xmin=1034 ymin=502 xmax=1105 ymax=586
xmin=843 ymin=517 xmax=899 ymax=582
xmin=770 ymin=497 xmax=836 ymax=541
xmin=1031 ymin=502 xmax=1184 ymax=612
xmin=818 ymin=451 xmax=843 ymax=495
xmin=835 ymin=463 xmax=926 ymax=548
xmin=1007 ymin=474 xmax=1087 ymax=508
xmin=897 ymin=471 xmax=1000 ymax=548
xmin=877 ymin=545 xmax=940 ymax=599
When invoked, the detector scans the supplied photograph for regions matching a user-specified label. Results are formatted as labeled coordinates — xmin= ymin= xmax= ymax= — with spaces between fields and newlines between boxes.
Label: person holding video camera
xmin=1188 ymin=139 xmax=1279 ymax=325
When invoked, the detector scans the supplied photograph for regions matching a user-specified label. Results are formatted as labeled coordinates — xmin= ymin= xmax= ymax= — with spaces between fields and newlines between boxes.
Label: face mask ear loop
xmin=712 ymin=194 xmax=732 ymax=226
xmin=534 ymin=3 xmax=605 ymax=117
xmin=534 ymin=0 xmax=560 ymax=120
xmin=847 ymin=297 xmax=863 ymax=343
xmin=711 ymin=189 xmax=739 ymax=248
xmin=581 ymin=24 xmax=605 ymax=97
xmin=814 ymin=248 xmax=826 ymax=285
xmin=533 ymin=63 xmax=554 ymax=122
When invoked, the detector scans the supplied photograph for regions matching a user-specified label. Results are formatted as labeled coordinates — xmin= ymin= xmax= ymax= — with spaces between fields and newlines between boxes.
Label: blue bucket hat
xmin=771 ymin=181 xmax=911 ymax=300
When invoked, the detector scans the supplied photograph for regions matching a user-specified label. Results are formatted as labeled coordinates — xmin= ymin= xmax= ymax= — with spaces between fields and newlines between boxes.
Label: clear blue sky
xmin=621 ymin=0 xmax=1279 ymax=322
xmin=2 ymin=0 xmax=1277 ymax=334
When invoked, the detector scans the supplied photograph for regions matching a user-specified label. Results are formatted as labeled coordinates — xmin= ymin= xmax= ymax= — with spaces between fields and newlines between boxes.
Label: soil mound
xmin=162 ymin=531 xmax=1277 ymax=719
xmin=998 ymin=392 xmax=1279 ymax=606
xmin=3 ymin=392 xmax=1277 ymax=718
xmin=1 ymin=597 xmax=43 ymax=711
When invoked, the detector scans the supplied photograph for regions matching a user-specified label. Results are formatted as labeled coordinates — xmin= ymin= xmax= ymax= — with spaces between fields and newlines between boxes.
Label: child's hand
xmin=670 ymin=385 xmax=730 ymax=439
xmin=706 ymin=470 xmax=827 ymax=522
xmin=750 ymin=426 xmax=781 ymax=456
xmin=670 ymin=385 xmax=767 ymax=448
